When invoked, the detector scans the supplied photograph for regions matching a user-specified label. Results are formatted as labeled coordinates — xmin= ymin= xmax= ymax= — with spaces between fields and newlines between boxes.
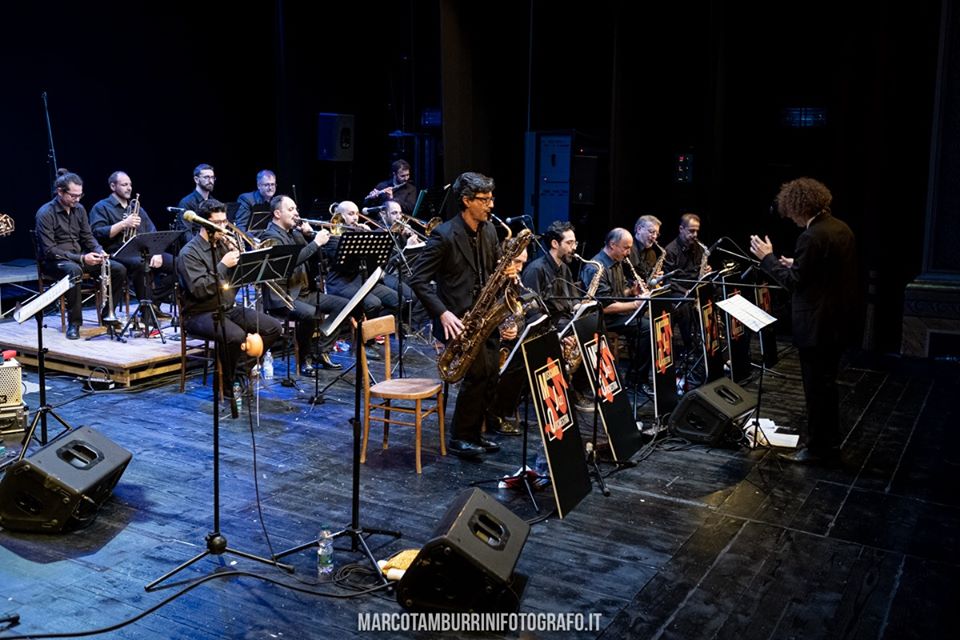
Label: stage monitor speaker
xmin=317 ymin=113 xmax=354 ymax=162
xmin=397 ymin=488 xmax=530 ymax=613
xmin=669 ymin=378 xmax=757 ymax=446
xmin=0 ymin=426 xmax=132 ymax=533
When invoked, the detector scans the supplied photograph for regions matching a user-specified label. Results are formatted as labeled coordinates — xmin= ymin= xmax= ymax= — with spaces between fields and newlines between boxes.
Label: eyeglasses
xmin=472 ymin=196 xmax=495 ymax=204
xmin=562 ymin=239 xmax=578 ymax=247
xmin=199 ymin=175 xmax=216 ymax=181
xmin=259 ymin=183 xmax=276 ymax=188
xmin=60 ymin=191 xmax=83 ymax=200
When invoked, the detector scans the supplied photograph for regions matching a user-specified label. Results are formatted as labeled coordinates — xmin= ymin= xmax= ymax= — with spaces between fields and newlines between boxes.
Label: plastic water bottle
xmin=317 ymin=529 xmax=334 ymax=577
xmin=232 ymin=381 xmax=243 ymax=413
xmin=262 ymin=351 xmax=274 ymax=380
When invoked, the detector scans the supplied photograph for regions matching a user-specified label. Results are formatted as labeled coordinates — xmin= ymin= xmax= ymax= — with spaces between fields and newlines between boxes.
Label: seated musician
xmin=363 ymin=159 xmax=417 ymax=216
xmin=321 ymin=201 xmax=399 ymax=318
xmin=234 ymin=169 xmax=277 ymax=232
xmin=662 ymin=212 xmax=710 ymax=354
xmin=88 ymin=171 xmax=175 ymax=312
xmin=630 ymin=214 xmax=663 ymax=286
xmin=260 ymin=194 xmax=346 ymax=373
xmin=175 ymin=199 xmax=282 ymax=397
xmin=36 ymin=171 xmax=127 ymax=340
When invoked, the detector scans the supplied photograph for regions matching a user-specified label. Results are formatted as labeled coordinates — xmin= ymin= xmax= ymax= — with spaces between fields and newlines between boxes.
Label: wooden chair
xmin=175 ymin=283 xmax=213 ymax=393
xmin=360 ymin=315 xmax=445 ymax=473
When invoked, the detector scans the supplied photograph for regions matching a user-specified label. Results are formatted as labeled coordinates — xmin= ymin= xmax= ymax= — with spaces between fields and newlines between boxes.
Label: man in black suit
xmin=409 ymin=172 xmax=519 ymax=458
xmin=751 ymin=177 xmax=858 ymax=465
xmin=235 ymin=169 xmax=277 ymax=232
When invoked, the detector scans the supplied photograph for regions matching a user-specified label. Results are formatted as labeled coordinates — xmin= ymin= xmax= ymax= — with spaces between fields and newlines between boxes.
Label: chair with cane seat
xmin=360 ymin=315 xmax=445 ymax=473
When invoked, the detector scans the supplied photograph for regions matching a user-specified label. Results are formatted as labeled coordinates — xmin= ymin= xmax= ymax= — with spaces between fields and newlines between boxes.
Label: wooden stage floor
xmin=0 ymin=335 xmax=957 ymax=639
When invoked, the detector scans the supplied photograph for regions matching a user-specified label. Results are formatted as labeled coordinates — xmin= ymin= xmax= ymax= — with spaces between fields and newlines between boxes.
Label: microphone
xmin=706 ymin=237 xmax=725 ymax=253
xmin=504 ymin=214 xmax=532 ymax=224
xmin=182 ymin=210 xmax=227 ymax=235
xmin=648 ymin=269 xmax=679 ymax=287
xmin=361 ymin=206 xmax=386 ymax=214
xmin=167 ymin=206 xmax=186 ymax=213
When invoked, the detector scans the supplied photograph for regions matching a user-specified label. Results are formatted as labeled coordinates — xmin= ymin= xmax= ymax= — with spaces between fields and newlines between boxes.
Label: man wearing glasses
xmin=409 ymin=172 xmax=519 ymax=459
xmin=234 ymin=169 xmax=277 ymax=232
xmin=35 ymin=172 xmax=127 ymax=340
xmin=175 ymin=163 xmax=216 ymax=241
xmin=630 ymin=214 xmax=663 ymax=285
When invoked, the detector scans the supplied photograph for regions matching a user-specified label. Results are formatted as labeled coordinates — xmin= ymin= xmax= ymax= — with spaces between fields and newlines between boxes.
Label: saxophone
xmin=438 ymin=228 xmax=534 ymax=383
xmin=648 ymin=241 xmax=667 ymax=288
xmin=563 ymin=254 xmax=604 ymax=374
xmin=698 ymin=240 xmax=711 ymax=278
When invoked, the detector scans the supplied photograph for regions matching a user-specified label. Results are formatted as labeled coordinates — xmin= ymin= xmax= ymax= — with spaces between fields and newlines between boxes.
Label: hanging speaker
xmin=669 ymin=378 xmax=757 ymax=446
xmin=0 ymin=426 xmax=132 ymax=533
xmin=397 ymin=488 xmax=530 ymax=613
xmin=317 ymin=113 xmax=355 ymax=162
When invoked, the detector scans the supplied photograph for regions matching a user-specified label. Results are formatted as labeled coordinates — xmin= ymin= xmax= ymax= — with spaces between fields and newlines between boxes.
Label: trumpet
xmin=100 ymin=252 xmax=117 ymax=323
xmin=122 ymin=193 xmax=140 ymax=244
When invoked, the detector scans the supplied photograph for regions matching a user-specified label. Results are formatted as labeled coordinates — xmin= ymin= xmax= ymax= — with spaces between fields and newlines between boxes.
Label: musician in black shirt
xmin=36 ymin=172 xmax=127 ymax=340
xmin=235 ymin=169 xmax=276 ymax=232
xmin=89 ymin=171 xmax=175 ymax=305
xmin=175 ymin=164 xmax=216 ymax=241
xmin=260 ymin=195 xmax=347 ymax=373
xmin=364 ymin=159 xmax=417 ymax=216
xmin=630 ymin=214 xmax=662 ymax=284
xmin=176 ymin=199 xmax=281 ymax=393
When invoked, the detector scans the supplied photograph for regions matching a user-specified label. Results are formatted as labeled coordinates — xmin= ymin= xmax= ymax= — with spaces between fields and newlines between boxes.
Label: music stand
xmin=146 ymin=241 xmax=295 ymax=591
xmin=470 ymin=314 xmax=551 ymax=511
xmin=411 ymin=188 xmax=450 ymax=221
xmin=246 ymin=204 xmax=273 ymax=237
xmin=4 ymin=276 xmax=75 ymax=462
xmin=715 ymin=294 xmax=778 ymax=448
xmin=115 ymin=230 xmax=183 ymax=343
xmin=275 ymin=250 xmax=401 ymax=584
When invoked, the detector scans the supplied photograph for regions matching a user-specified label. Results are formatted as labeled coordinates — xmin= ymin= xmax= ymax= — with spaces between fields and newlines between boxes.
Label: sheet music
xmin=499 ymin=314 xmax=550 ymax=375
xmin=558 ymin=301 xmax=598 ymax=338
xmin=320 ymin=267 xmax=383 ymax=337
xmin=715 ymin=294 xmax=776 ymax=332
xmin=14 ymin=275 xmax=72 ymax=324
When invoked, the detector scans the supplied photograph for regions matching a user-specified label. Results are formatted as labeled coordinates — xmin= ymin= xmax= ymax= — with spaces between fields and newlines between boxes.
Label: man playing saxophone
xmin=630 ymin=214 xmax=663 ymax=286
xmin=89 ymin=171 xmax=175 ymax=310
xmin=36 ymin=172 xmax=127 ymax=340
xmin=408 ymin=172 xmax=522 ymax=459
xmin=663 ymin=212 xmax=711 ymax=355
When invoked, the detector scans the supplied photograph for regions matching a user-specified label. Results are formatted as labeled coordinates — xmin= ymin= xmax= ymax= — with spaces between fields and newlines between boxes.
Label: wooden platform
xmin=0 ymin=313 xmax=199 ymax=386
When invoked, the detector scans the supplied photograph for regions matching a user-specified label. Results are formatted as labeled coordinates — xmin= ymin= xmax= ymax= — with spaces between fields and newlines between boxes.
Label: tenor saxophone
xmin=563 ymin=254 xmax=604 ymax=374
xmin=697 ymin=240 xmax=711 ymax=278
xmin=438 ymin=228 xmax=533 ymax=383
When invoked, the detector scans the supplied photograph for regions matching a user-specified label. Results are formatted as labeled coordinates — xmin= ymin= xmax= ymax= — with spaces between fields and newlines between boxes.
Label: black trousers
xmin=326 ymin=273 xmax=395 ymax=317
xmin=284 ymin=293 xmax=350 ymax=355
xmin=118 ymin=252 xmax=175 ymax=303
xmin=183 ymin=306 xmax=282 ymax=383
xmin=798 ymin=344 xmax=843 ymax=453
xmin=44 ymin=259 xmax=127 ymax=325
xmin=451 ymin=335 xmax=499 ymax=443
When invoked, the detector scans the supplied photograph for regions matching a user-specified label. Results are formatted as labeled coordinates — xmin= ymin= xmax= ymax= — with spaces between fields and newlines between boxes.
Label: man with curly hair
xmin=750 ymin=177 xmax=858 ymax=465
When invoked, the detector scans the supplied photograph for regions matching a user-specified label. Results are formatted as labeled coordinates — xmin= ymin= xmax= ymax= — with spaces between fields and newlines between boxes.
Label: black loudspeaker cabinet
xmin=0 ymin=426 xmax=132 ymax=533
xmin=669 ymin=378 xmax=757 ymax=446
xmin=397 ymin=488 xmax=530 ymax=613
xmin=317 ymin=112 xmax=355 ymax=162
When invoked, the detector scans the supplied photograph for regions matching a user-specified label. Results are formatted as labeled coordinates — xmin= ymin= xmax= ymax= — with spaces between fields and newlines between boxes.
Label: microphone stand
xmin=147 ymin=232 xmax=291 ymax=591
xmin=384 ymin=224 xmax=414 ymax=378
xmin=42 ymin=91 xmax=58 ymax=191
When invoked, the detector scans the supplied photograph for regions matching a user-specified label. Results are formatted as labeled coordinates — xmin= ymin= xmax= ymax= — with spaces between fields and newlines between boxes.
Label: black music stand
xmin=146 ymin=241 xmax=295 ymax=592
xmin=274 ymin=237 xmax=400 ymax=584
xmin=115 ymin=230 xmax=183 ymax=343
xmin=4 ymin=276 xmax=75 ymax=464
xmin=318 ymin=232 xmax=394 ymax=396
xmin=470 ymin=314 xmax=550 ymax=512
xmin=247 ymin=205 xmax=273 ymax=237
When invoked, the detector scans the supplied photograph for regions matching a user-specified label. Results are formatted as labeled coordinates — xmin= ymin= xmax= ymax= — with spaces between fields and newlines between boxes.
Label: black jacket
xmin=759 ymin=212 xmax=858 ymax=348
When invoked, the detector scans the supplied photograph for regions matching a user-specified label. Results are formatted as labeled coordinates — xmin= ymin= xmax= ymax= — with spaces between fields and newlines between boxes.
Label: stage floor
xmin=0 ymin=338 xmax=957 ymax=639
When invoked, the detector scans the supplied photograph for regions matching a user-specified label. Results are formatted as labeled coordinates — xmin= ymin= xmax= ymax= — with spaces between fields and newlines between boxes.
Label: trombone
xmin=390 ymin=212 xmax=441 ymax=240
xmin=221 ymin=221 xmax=295 ymax=310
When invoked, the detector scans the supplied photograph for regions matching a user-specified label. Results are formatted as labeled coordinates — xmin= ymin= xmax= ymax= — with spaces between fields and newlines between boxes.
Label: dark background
xmin=0 ymin=1 xmax=943 ymax=353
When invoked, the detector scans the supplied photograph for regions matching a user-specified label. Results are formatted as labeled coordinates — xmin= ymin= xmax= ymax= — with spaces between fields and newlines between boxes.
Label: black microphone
xmin=167 ymin=206 xmax=186 ymax=213
xmin=649 ymin=269 xmax=679 ymax=287
xmin=504 ymin=214 xmax=532 ymax=224
xmin=707 ymin=236 xmax=725 ymax=253
xmin=182 ymin=210 xmax=228 ymax=235
xmin=361 ymin=206 xmax=386 ymax=214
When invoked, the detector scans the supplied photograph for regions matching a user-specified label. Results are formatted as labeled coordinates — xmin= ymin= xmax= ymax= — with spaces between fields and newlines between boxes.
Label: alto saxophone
xmin=697 ymin=240 xmax=711 ymax=278
xmin=563 ymin=254 xmax=604 ymax=374
xmin=438 ymin=228 xmax=534 ymax=383
xmin=648 ymin=240 xmax=667 ymax=288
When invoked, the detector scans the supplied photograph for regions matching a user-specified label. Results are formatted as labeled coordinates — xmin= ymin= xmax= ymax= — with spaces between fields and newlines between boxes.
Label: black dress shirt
xmin=89 ymin=194 xmax=158 ymax=253
xmin=35 ymin=198 xmax=102 ymax=262
xmin=176 ymin=233 xmax=234 ymax=315
xmin=521 ymin=253 xmax=579 ymax=328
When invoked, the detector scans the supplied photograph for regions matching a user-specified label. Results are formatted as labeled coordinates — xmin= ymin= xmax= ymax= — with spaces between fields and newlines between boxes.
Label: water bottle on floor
xmin=317 ymin=528 xmax=334 ymax=578
xmin=262 ymin=351 xmax=274 ymax=380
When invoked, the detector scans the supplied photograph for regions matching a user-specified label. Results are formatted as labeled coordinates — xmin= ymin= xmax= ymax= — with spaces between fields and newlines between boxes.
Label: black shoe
xmin=476 ymin=437 xmax=500 ymax=453
xmin=66 ymin=324 xmax=80 ymax=340
xmin=640 ymin=383 xmax=655 ymax=397
xmin=488 ymin=414 xmax=521 ymax=436
xmin=777 ymin=447 xmax=840 ymax=467
xmin=317 ymin=352 xmax=343 ymax=370
xmin=154 ymin=307 xmax=172 ymax=319
xmin=448 ymin=439 xmax=484 ymax=458
xmin=299 ymin=363 xmax=316 ymax=377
